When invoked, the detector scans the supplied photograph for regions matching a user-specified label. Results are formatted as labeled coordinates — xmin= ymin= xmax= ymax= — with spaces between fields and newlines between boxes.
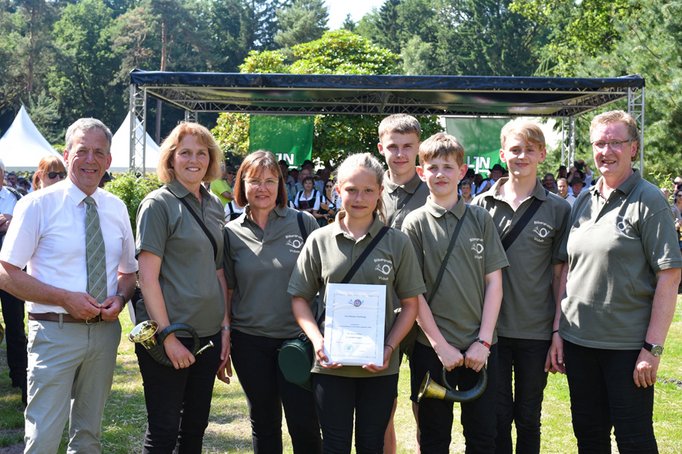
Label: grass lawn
xmin=0 ymin=298 xmax=680 ymax=453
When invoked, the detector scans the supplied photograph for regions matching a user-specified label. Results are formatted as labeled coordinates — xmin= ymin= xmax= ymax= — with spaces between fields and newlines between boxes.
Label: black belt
xmin=28 ymin=312 xmax=103 ymax=324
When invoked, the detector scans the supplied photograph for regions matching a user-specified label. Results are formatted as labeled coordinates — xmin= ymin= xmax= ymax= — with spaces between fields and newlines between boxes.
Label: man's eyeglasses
xmin=591 ymin=139 xmax=632 ymax=151
xmin=47 ymin=171 xmax=66 ymax=180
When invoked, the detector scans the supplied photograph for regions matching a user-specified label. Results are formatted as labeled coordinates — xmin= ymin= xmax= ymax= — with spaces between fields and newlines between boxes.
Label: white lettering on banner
xmin=276 ymin=153 xmax=295 ymax=165
xmin=466 ymin=155 xmax=492 ymax=175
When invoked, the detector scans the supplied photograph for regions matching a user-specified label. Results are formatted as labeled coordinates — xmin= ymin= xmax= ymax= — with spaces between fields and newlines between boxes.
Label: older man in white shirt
xmin=0 ymin=118 xmax=138 ymax=453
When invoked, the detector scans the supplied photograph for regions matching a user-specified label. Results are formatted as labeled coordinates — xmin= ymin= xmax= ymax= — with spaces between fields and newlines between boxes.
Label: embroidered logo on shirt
xmin=532 ymin=220 xmax=553 ymax=243
xmin=374 ymin=258 xmax=392 ymax=281
xmin=285 ymin=235 xmax=304 ymax=252
xmin=469 ymin=238 xmax=485 ymax=259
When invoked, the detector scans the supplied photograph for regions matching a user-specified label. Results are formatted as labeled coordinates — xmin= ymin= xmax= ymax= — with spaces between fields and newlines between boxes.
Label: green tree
xmin=48 ymin=0 xmax=122 ymax=130
xmin=274 ymin=0 xmax=328 ymax=49
xmin=216 ymin=30 xmax=442 ymax=164
xmin=511 ymin=0 xmax=682 ymax=182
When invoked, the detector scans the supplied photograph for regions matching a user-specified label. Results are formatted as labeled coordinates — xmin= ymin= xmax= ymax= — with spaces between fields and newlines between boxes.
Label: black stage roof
xmin=129 ymin=70 xmax=644 ymax=117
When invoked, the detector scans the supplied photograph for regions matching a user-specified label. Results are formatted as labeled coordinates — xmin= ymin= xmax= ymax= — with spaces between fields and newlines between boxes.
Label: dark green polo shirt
xmin=136 ymin=179 xmax=225 ymax=337
xmin=473 ymin=178 xmax=571 ymax=340
xmin=560 ymin=170 xmax=682 ymax=349
xmin=225 ymin=206 xmax=319 ymax=339
xmin=288 ymin=215 xmax=426 ymax=378
xmin=402 ymin=198 xmax=509 ymax=350
xmin=382 ymin=171 xmax=429 ymax=230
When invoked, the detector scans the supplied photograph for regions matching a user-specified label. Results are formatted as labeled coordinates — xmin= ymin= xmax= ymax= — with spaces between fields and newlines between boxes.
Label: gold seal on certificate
xmin=323 ymin=283 xmax=387 ymax=366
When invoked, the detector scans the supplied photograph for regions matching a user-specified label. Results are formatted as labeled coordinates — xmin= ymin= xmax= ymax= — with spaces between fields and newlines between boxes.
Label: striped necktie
xmin=84 ymin=196 xmax=107 ymax=304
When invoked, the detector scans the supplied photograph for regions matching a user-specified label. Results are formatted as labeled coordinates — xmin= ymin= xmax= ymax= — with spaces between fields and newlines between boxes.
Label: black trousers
xmin=410 ymin=341 xmax=499 ymax=454
xmin=231 ymin=329 xmax=321 ymax=454
xmin=136 ymin=330 xmax=222 ymax=454
xmin=564 ymin=340 xmax=657 ymax=454
xmin=495 ymin=337 xmax=550 ymax=454
xmin=312 ymin=372 xmax=398 ymax=454
xmin=0 ymin=289 xmax=27 ymax=389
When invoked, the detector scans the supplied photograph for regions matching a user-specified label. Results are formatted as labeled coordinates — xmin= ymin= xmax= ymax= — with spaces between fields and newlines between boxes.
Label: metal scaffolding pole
xmin=184 ymin=110 xmax=198 ymax=123
xmin=627 ymin=86 xmax=645 ymax=174
xmin=129 ymin=84 xmax=148 ymax=174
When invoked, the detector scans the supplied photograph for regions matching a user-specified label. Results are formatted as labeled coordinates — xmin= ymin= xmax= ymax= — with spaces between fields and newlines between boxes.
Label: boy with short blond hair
xmin=473 ymin=119 xmax=571 ymax=454
xmin=402 ymin=132 xmax=508 ymax=452
xmin=377 ymin=114 xmax=429 ymax=230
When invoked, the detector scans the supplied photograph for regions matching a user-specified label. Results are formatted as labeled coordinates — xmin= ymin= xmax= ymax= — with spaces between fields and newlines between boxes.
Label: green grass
xmin=1 ymin=299 xmax=681 ymax=453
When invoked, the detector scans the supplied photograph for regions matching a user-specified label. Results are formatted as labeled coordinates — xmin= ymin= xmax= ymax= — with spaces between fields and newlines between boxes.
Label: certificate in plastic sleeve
xmin=323 ymin=283 xmax=386 ymax=366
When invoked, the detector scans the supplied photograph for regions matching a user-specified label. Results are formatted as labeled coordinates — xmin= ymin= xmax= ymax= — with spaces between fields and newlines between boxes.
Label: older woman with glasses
xmin=555 ymin=110 xmax=682 ymax=453
xmin=224 ymin=150 xmax=321 ymax=453
xmin=32 ymin=156 xmax=67 ymax=190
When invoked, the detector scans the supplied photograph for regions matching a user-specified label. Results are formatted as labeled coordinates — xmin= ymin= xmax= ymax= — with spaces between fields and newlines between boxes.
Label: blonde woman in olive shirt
xmin=289 ymin=153 xmax=425 ymax=454
xmin=224 ymin=151 xmax=321 ymax=454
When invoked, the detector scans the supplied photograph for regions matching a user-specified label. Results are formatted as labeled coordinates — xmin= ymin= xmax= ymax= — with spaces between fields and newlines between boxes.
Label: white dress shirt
xmin=0 ymin=179 xmax=138 ymax=313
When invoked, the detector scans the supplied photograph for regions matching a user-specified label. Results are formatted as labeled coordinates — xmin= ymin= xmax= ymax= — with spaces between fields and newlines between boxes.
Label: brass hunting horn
xmin=128 ymin=320 xmax=214 ymax=367
xmin=418 ymin=366 xmax=488 ymax=403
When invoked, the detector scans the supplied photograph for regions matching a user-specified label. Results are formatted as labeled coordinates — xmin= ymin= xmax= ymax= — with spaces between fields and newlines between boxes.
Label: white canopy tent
xmin=0 ymin=106 xmax=63 ymax=171
xmin=109 ymin=112 xmax=161 ymax=173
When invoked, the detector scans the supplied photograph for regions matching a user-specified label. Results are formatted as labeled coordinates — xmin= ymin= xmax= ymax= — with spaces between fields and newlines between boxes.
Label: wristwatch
xmin=643 ymin=341 xmax=664 ymax=357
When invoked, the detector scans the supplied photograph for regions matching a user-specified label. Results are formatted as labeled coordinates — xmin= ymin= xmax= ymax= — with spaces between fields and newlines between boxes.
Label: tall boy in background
xmin=473 ymin=119 xmax=571 ymax=454
xmin=403 ymin=132 xmax=507 ymax=452
xmin=377 ymin=113 xmax=429 ymax=453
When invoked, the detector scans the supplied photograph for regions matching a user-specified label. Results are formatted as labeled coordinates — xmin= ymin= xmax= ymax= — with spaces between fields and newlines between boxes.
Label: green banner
xmin=249 ymin=115 xmax=313 ymax=167
xmin=445 ymin=117 xmax=508 ymax=176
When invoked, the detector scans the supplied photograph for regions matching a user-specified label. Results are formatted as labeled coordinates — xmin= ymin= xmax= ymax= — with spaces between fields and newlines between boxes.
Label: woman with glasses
xmin=32 ymin=156 xmax=66 ymax=190
xmin=554 ymin=110 xmax=682 ymax=453
xmin=316 ymin=179 xmax=339 ymax=226
xmin=224 ymin=150 xmax=321 ymax=453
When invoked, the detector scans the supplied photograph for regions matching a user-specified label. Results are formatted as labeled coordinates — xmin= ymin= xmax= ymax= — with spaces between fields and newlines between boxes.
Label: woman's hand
xmin=163 ymin=333 xmax=195 ymax=370
xmin=434 ymin=342 xmax=464 ymax=371
xmin=464 ymin=341 xmax=489 ymax=373
xmin=217 ymin=329 xmax=232 ymax=384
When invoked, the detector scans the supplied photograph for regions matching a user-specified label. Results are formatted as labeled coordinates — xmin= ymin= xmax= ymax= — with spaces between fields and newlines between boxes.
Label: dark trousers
xmin=136 ymin=331 xmax=222 ymax=454
xmin=230 ymin=329 xmax=321 ymax=454
xmin=495 ymin=337 xmax=550 ymax=454
xmin=564 ymin=340 xmax=658 ymax=454
xmin=0 ymin=289 xmax=27 ymax=389
xmin=312 ymin=372 xmax=398 ymax=454
xmin=410 ymin=341 xmax=499 ymax=454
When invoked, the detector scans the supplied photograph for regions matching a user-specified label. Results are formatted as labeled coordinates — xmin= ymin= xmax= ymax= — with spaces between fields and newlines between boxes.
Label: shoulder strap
xmin=297 ymin=210 xmax=308 ymax=241
xmin=165 ymin=187 xmax=218 ymax=260
xmin=6 ymin=187 xmax=21 ymax=201
xmin=428 ymin=206 xmax=468 ymax=304
xmin=501 ymin=190 xmax=547 ymax=251
xmin=341 ymin=226 xmax=390 ymax=283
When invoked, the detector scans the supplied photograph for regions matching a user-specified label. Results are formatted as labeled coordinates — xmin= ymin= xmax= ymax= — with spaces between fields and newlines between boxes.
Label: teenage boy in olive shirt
xmin=377 ymin=113 xmax=430 ymax=453
xmin=473 ymin=119 xmax=571 ymax=454
xmin=402 ymin=132 xmax=507 ymax=452
xmin=378 ymin=114 xmax=429 ymax=230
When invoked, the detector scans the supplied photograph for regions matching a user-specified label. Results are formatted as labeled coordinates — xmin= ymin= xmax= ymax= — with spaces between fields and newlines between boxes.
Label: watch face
xmin=651 ymin=345 xmax=664 ymax=356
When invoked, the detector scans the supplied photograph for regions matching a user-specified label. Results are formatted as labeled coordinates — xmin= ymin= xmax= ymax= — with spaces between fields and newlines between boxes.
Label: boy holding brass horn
xmin=402 ymin=133 xmax=507 ymax=452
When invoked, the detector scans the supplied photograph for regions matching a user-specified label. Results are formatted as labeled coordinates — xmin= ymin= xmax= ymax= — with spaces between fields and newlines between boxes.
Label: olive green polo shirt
xmin=473 ymin=178 xmax=571 ymax=340
xmin=288 ymin=215 xmax=426 ymax=378
xmin=402 ymin=198 xmax=509 ymax=350
xmin=382 ymin=171 xmax=429 ymax=230
xmin=225 ymin=206 xmax=319 ymax=339
xmin=136 ymin=179 xmax=225 ymax=337
xmin=560 ymin=170 xmax=682 ymax=350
